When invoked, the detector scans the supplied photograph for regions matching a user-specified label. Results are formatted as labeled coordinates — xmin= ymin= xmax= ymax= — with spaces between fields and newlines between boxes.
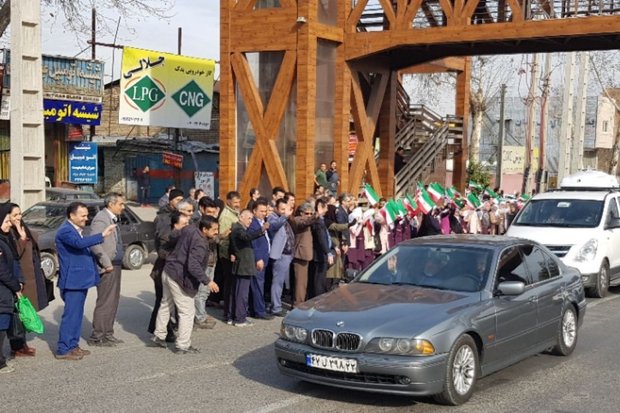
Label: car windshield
xmin=21 ymin=205 xmax=67 ymax=229
xmin=355 ymin=245 xmax=494 ymax=292
xmin=514 ymin=199 xmax=604 ymax=228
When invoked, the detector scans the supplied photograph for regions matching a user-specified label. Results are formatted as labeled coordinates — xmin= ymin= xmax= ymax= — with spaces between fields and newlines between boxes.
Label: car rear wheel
xmin=40 ymin=252 xmax=58 ymax=280
xmin=434 ymin=334 xmax=479 ymax=406
xmin=123 ymin=244 xmax=145 ymax=270
xmin=586 ymin=261 xmax=608 ymax=298
xmin=551 ymin=305 xmax=578 ymax=356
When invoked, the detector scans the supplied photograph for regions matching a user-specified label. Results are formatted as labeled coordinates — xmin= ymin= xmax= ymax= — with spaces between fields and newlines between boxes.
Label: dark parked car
xmin=22 ymin=200 xmax=155 ymax=279
xmin=275 ymin=235 xmax=586 ymax=405
xmin=45 ymin=188 xmax=101 ymax=201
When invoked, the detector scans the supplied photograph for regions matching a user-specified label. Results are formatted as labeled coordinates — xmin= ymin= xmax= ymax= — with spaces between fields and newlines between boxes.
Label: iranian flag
xmin=403 ymin=194 xmax=418 ymax=215
xmin=427 ymin=182 xmax=445 ymax=202
xmin=380 ymin=201 xmax=398 ymax=228
xmin=453 ymin=198 xmax=465 ymax=209
xmin=519 ymin=194 xmax=531 ymax=202
xmin=466 ymin=193 xmax=482 ymax=209
xmin=484 ymin=187 xmax=500 ymax=200
xmin=396 ymin=199 xmax=408 ymax=218
xmin=469 ymin=180 xmax=483 ymax=191
xmin=446 ymin=186 xmax=461 ymax=200
xmin=364 ymin=184 xmax=381 ymax=206
xmin=416 ymin=185 xmax=436 ymax=214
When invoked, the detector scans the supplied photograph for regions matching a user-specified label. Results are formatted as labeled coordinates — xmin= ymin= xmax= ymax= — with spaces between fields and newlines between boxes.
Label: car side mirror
xmin=496 ymin=281 xmax=525 ymax=296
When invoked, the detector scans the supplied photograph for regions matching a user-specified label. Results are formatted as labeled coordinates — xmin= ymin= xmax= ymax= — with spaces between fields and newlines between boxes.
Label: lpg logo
xmin=123 ymin=76 xmax=167 ymax=112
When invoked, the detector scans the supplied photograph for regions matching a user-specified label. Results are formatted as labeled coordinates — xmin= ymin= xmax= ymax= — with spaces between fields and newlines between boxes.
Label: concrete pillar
xmin=10 ymin=0 xmax=45 ymax=208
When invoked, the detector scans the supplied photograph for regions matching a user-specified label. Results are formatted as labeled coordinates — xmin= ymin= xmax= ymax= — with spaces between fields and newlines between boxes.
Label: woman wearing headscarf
xmin=7 ymin=203 xmax=49 ymax=357
xmin=0 ymin=203 xmax=23 ymax=373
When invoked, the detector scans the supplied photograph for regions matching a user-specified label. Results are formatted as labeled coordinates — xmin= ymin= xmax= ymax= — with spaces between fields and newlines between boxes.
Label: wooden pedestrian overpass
xmin=220 ymin=0 xmax=620 ymax=200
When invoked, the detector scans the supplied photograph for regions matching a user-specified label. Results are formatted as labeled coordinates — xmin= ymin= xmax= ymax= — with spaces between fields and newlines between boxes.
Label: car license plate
xmin=306 ymin=354 xmax=358 ymax=373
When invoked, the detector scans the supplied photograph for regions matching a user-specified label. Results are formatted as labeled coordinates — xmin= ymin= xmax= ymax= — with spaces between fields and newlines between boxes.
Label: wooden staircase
xmin=394 ymin=97 xmax=463 ymax=197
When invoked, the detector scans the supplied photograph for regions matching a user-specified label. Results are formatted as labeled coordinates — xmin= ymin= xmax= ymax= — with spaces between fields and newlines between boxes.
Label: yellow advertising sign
xmin=119 ymin=46 xmax=215 ymax=130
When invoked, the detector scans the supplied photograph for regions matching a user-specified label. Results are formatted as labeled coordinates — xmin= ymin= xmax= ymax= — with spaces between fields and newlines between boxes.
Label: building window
xmin=602 ymin=120 xmax=609 ymax=133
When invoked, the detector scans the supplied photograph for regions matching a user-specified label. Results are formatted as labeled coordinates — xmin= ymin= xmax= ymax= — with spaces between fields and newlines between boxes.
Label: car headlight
xmin=280 ymin=323 xmax=308 ymax=343
xmin=366 ymin=338 xmax=435 ymax=356
xmin=575 ymin=239 xmax=598 ymax=262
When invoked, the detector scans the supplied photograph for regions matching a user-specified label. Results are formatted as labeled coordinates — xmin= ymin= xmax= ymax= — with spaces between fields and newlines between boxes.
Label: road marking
xmin=250 ymin=395 xmax=310 ymax=413
xmin=587 ymin=293 xmax=620 ymax=308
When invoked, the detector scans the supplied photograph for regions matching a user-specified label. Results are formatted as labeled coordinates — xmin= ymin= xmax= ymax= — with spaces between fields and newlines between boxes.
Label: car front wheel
xmin=434 ymin=334 xmax=479 ymax=406
xmin=551 ymin=305 xmax=578 ymax=356
xmin=123 ymin=244 xmax=145 ymax=270
xmin=40 ymin=252 xmax=58 ymax=280
xmin=587 ymin=261 xmax=609 ymax=298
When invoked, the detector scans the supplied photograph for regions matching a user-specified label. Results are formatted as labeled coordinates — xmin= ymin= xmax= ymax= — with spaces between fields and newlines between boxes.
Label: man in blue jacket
xmin=55 ymin=202 xmax=116 ymax=360
xmin=249 ymin=199 xmax=273 ymax=320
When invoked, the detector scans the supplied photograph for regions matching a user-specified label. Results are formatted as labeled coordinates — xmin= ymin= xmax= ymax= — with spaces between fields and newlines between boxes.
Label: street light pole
xmin=496 ymin=83 xmax=506 ymax=190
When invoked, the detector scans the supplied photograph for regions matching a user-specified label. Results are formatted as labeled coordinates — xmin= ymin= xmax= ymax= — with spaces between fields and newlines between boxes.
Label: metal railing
xmin=355 ymin=0 xmax=620 ymax=31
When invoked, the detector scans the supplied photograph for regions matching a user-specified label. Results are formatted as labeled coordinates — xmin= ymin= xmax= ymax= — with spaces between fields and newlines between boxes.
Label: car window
xmin=606 ymin=198 xmax=620 ymax=226
xmin=514 ymin=199 xmax=604 ymax=228
xmin=542 ymin=250 xmax=561 ymax=278
xmin=521 ymin=245 xmax=551 ymax=283
xmin=119 ymin=211 xmax=134 ymax=225
xmin=496 ymin=246 xmax=531 ymax=286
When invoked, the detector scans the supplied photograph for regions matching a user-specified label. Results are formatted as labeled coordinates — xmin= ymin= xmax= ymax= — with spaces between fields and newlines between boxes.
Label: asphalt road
xmin=1 ymin=266 xmax=619 ymax=413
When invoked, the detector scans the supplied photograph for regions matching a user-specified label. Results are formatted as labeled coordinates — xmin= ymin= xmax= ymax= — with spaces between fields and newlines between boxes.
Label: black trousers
xmin=218 ymin=258 xmax=234 ymax=320
xmin=0 ymin=330 xmax=7 ymax=367
xmin=312 ymin=261 xmax=329 ymax=299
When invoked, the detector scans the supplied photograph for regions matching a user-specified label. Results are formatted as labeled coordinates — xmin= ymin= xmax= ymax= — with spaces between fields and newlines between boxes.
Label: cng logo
xmin=172 ymin=80 xmax=210 ymax=117
xmin=124 ymin=76 xmax=166 ymax=112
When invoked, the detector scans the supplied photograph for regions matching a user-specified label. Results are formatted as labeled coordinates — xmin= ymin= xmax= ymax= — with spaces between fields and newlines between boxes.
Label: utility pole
xmin=571 ymin=51 xmax=589 ymax=173
xmin=522 ymin=54 xmax=539 ymax=195
xmin=496 ymin=84 xmax=507 ymax=190
xmin=90 ymin=7 xmax=96 ymax=140
xmin=10 ymin=0 xmax=45 ymax=208
xmin=174 ymin=27 xmax=182 ymax=188
xmin=558 ymin=52 xmax=576 ymax=183
xmin=537 ymin=54 xmax=552 ymax=193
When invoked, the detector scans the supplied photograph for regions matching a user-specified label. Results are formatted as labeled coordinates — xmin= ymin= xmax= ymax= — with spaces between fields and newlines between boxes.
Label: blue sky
xmin=40 ymin=1 xmax=220 ymax=84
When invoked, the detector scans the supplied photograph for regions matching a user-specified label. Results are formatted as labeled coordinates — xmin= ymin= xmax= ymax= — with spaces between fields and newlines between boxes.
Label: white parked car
xmin=506 ymin=170 xmax=620 ymax=297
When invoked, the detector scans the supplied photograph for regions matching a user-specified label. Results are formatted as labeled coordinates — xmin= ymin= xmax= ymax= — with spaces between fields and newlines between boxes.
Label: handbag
xmin=16 ymin=295 xmax=44 ymax=334
xmin=45 ymin=278 xmax=55 ymax=303
xmin=9 ymin=311 xmax=26 ymax=340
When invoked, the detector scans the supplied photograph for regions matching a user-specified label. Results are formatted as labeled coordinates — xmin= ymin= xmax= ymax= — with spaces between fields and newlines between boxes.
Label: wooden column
xmin=453 ymin=56 xmax=471 ymax=191
xmin=377 ymin=71 xmax=397 ymax=198
xmin=332 ymin=1 xmax=351 ymax=194
xmin=219 ymin=0 xmax=236 ymax=198
xmin=295 ymin=0 xmax=318 ymax=198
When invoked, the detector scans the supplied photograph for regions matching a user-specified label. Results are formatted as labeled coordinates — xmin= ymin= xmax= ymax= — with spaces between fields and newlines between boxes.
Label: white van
xmin=506 ymin=170 xmax=620 ymax=297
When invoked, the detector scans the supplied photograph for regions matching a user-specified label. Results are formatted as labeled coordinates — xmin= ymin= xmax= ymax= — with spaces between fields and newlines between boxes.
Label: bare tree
xmin=590 ymin=51 xmax=620 ymax=176
xmin=469 ymin=56 xmax=517 ymax=163
xmin=0 ymin=0 xmax=174 ymax=39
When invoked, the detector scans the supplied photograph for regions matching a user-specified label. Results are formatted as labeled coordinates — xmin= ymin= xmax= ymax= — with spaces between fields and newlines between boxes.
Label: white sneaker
xmin=0 ymin=364 xmax=15 ymax=374
xmin=234 ymin=320 xmax=254 ymax=327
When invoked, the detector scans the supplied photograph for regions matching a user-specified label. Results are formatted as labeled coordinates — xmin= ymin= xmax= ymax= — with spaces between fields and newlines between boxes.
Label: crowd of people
xmin=0 ymin=164 xmax=530 ymax=369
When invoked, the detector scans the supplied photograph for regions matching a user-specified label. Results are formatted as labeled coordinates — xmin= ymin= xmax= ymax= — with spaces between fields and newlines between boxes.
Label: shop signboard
xmin=43 ymin=99 xmax=102 ymax=125
xmin=162 ymin=151 xmax=183 ymax=169
xmin=119 ymin=46 xmax=215 ymax=130
xmin=69 ymin=142 xmax=98 ymax=184
xmin=3 ymin=51 xmax=104 ymax=103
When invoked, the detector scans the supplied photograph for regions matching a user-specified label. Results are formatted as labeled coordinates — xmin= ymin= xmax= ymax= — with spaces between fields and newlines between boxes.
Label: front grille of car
xmin=312 ymin=329 xmax=335 ymax=349
xmin=544 ymin=245 xmax=572 ymax=258
xmin=312 ymin=329 xmax=362 ymax=352
xmin=336 ymin=333 xmax=362 ymax=351
xmin=282 ymin=361 xmax=402 ymax=385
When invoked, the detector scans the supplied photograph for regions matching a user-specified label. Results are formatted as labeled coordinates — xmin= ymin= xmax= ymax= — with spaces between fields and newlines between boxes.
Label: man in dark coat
xmin=249 ymin=198 xmax=273 ymax=320
xmin=148 ymin=189 xmax=185 ymax=336
xmin=310 ymin=198 xmax=334 ymax=298
xmin=229 ymin=210 xmax=268 ymax=327
xmin=152 ymin=216 xmax=220 ymax=354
